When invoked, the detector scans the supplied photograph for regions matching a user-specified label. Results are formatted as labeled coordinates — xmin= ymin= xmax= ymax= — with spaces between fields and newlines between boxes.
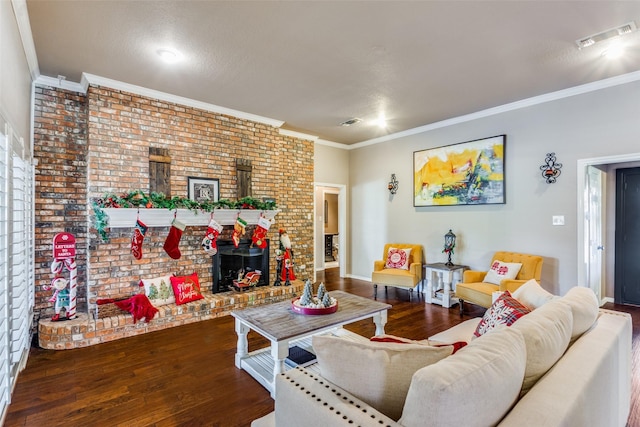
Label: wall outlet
xmin=552 ymin=215 xmax=565 ymax=226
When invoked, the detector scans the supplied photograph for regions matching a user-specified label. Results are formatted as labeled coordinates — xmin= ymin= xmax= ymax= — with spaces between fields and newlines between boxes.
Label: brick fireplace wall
xmin=33 ymin=83 xmax=314 ymax=331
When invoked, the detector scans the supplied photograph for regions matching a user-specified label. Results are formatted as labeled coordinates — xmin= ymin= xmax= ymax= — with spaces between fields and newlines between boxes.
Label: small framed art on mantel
xmin=188 ymin=177 xmax=220 ymax=203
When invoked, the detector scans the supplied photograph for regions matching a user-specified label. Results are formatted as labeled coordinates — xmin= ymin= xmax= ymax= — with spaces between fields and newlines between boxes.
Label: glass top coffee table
xmin=231 ymin=290 xmax=391 ymax=396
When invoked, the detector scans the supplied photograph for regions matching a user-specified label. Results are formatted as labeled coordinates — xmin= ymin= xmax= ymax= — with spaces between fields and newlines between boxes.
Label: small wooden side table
xmin=424 ymin=262 xmax=468 ymax=308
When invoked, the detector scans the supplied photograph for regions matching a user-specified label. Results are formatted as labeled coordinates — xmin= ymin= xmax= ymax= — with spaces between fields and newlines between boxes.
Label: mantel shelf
xmin=102 ymin=208 xmax=280 ymax=228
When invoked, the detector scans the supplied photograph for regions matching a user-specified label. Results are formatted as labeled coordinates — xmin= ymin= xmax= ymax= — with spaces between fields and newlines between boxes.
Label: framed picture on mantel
xmin=188 ymin=177 xmax=219 ymax=203
xmin=413 ymin=134 xmax=506 ymax=207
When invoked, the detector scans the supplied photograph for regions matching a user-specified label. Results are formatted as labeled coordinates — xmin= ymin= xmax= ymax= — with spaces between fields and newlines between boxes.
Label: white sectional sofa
xmin=252 ymin=285 xmax=632 ymax=427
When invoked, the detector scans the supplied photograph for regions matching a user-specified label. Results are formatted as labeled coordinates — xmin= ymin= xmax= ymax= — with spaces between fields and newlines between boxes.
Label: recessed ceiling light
xmin=157 ymin=48 xmax=181 ymax=64
xmin=576 ymin=21 xmax=637 ymax=49
xmin=372 ymin=115 xmax=387 ymax=128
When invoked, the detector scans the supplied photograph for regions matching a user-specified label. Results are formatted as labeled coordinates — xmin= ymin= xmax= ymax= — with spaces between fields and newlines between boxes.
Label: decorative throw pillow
xmin=512 ymin=279 xmax=557 ymax=311
xmin=313 ymin=335 xmax=454 ymax=421
xmin=385 ymin=247 xmax=412 ymax=270
xmin=139 ymin=274 xmax=175 ymax=306
xmin=170 ymin=272 xmax=204 ymax=305
xmin=483 ymin=260 xmax=522 ymax=285
xmin=474 ymin=291 xmax=531 ymax=337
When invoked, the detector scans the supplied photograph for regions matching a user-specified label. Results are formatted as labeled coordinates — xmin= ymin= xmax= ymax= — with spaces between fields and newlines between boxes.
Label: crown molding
xmin=351 ymin=70 xmax=640 ymax=149
xmin=315 ymin=138 xmax=350 ymax=150
xmin=12 ymin=0 xmax=39 ymax=80
xmin=35 ymin=75 xmax=86 ymax=93
xmin=81 ymin=73 xmax=285 ymax=128
xmin=279 ymin=128 xmax=318 ymax=141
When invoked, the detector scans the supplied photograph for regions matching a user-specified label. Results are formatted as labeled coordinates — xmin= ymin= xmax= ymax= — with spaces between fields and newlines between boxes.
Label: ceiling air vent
xmin=576 ymin=21 xmax=637 ymax=49
xmin=339 ymin=118 xmax=363 ymax=127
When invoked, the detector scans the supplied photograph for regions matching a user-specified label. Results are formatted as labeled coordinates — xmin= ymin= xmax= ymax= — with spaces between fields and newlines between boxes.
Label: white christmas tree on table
xmin=300 ymin=279 xmax=314 ymax=306
xmin=296 ymin=281 xmax=336 ymax=308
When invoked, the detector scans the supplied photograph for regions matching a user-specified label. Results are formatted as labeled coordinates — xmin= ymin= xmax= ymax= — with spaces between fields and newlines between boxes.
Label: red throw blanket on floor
xmin=97 ymin=294 xmax=158 ymax=323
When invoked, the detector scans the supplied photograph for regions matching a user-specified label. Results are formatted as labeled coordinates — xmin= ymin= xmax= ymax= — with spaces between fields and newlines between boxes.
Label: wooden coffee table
xmin=231 ymin=290 xmax=391 ymax=396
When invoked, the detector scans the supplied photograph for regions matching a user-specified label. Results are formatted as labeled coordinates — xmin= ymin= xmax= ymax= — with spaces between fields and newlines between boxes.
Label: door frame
xmin=577 ymin=152 xmax=640 ymax=303
xmin=314 ymin=183 xmax=347 ymax=281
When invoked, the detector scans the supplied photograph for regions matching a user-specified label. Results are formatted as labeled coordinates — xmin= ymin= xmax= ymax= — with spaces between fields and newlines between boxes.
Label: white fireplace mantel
xmin=101 ymin=208 xmax=280 ymax=228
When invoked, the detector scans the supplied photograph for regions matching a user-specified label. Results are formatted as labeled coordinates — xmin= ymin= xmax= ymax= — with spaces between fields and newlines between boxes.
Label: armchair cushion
xmin=483 ymin=260 xmax=522 ymax=285
xmin=385 ymin=247 xmax=412 ymax=270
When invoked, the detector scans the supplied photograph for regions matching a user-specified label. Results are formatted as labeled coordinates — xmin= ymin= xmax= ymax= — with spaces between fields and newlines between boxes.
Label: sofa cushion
xmin=399 ymin=326 xmax=526 ymax=427
xmin=312 ymin=335 xmax=454 ymax=421
xmin=511 ymin=299 xmax=573 ymax=396
xmin=385 ymin=247 xmax=412 ymax=270
xmin=512 ymin=278 xmax=556 ymax=311
xmin=560 ymin=286 xmax=599 ymax=340
xmin=474 ymin=291 xmax=531 ymax=337
xmin=483 ymin=260 xmax=522 ymax=285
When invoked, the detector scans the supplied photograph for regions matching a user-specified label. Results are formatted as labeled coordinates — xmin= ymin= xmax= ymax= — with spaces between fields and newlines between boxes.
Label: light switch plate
xmin=552 ymin=215 xmax=565 ymax=226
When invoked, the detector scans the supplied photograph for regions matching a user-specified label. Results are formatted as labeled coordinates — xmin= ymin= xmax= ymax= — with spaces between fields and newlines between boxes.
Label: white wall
xmin=0 ymin=0 xmax=32 ymax=139
xmin=344 ymin=80 xmax=640 ymax=297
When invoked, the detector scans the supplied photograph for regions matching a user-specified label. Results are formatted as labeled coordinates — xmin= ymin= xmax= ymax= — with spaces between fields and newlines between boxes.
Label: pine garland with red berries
xmin=91 ymin=191 xmax=277 ymax=242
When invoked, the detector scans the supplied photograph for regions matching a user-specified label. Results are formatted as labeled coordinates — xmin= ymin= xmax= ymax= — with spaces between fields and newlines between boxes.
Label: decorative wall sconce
xmin=540 ymin=153 xmax=562 ymax=184
xmin=388 ymin=174 xmax=399 ymax=194
xmin=443 ymin=229 xmax=456 ymax=266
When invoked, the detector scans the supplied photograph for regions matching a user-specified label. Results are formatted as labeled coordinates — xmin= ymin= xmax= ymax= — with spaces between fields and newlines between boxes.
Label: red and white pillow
xmin=385 ymin=247 xmax=412 ymax=270
xmin=170 ymin=272 xmax=204 ymax=305
xmin=474 ymin=291 xmax=531 ymax=337
xmin=483 ymin=260 xmax=522 ymax=285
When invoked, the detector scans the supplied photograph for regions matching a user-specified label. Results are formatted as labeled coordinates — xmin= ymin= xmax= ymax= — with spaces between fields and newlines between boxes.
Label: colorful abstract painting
xmin=413 ymin=135 xmax=505 ymax=206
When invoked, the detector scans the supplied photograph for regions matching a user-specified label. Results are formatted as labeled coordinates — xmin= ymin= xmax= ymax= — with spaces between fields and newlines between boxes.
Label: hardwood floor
xmin=4 ymin=269 xmax=640 ymax=427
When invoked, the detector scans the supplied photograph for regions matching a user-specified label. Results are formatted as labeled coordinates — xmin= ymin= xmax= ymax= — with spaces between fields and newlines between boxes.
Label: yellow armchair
xmin=371 ymin=244 xmax=423 ymax=299
xmin=455 ymin=251 xmax=543 ymax=313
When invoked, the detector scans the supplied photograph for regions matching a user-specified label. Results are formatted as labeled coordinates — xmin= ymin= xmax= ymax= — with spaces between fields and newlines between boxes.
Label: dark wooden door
xmin=615 ymin=167 xmax=640 ymax=305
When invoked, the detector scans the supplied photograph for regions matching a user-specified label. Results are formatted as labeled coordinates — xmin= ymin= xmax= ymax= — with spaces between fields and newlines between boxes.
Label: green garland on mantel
xmin=91 ymin=190 xmax=277 ymax=242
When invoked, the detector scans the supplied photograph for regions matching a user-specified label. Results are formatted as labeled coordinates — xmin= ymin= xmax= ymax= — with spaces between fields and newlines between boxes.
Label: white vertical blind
xmin=0 ymin=123 xmax=10 ymax=422
xmin=0 ymin=117 xmax=34 ymax=421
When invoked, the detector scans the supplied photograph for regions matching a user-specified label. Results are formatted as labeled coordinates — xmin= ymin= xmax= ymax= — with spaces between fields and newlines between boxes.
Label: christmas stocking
xmin=251 ymin=215 xmax=271 ymax=249
xmin=163 ymin=218 xmax=186 ymax=259
xmin=232 ymin=217 xmax=247 ymax=248
xmin=202 ymin=218 xmax=223 ymax=255
xmin=131 ymin=218 xmax=148 ymax=260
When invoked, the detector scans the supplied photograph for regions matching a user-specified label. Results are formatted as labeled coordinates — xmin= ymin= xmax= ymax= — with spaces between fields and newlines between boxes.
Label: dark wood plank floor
xmin=4 ymin=269 xmax=640 ymax=427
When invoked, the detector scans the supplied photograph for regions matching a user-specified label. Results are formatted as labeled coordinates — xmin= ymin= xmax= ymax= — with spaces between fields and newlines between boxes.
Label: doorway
xmin=614 ymin=167 xmax=640 ymax=305
xmin=314 ymin=184 xmax=346 ymax=281
xmin=578 ymin=153 xmax=640 ymax=305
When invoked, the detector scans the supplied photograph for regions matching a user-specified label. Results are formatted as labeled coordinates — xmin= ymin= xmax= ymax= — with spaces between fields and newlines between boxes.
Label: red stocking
xmin=131 ymin=218 xmax=147 ymax=260
xmin=251 ymin=215 xmax=271 ymax=249
xmin=164 ymin=218 xmax=186 ymax=259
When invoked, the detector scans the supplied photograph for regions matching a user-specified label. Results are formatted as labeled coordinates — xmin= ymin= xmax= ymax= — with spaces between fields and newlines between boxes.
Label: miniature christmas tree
xmin=317 ymin=282 xmax=326 ymax=303
xmin=322 ymin=292 xmax=332 ymax=308
xmin=300 ymin=279 xmax=314 ymax=306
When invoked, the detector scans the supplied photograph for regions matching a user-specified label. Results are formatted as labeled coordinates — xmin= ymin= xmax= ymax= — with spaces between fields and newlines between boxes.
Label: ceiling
xmin=24 ymin=1 xmax=640 ymax=146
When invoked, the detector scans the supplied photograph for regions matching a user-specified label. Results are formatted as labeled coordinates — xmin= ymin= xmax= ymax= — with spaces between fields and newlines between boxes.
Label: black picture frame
xmin=188 ymin=177 xmax=220 ymax=203
xmin=413 ymin=135 xmax=506 ymax=206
